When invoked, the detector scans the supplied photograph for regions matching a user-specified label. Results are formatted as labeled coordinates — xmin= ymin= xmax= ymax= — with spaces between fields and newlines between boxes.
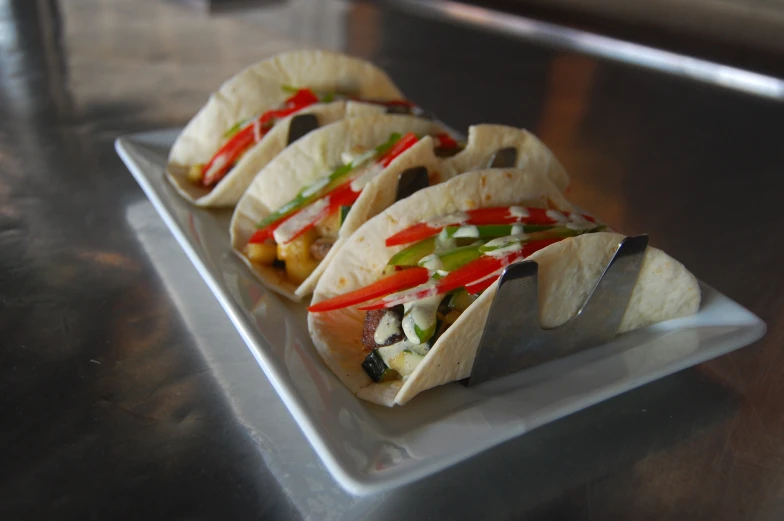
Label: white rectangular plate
xmin=116 ymin=129 xmax=766 ymax=495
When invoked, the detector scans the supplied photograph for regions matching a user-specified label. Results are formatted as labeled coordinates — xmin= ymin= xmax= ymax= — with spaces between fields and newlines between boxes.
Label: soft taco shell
xmin=168 ymin=49 xmax=404 ymax=206
xmin=313 ymin=124 xmax=572 ymax=298
xmin=341 ymin=123 xmax=571 ymax=240
xmin=167 ymin=101 xmax=386 ymax=207
xmin=229 ymin=114 xmax=448 ymax=301
xmin=308 ymin=171 xmax=701 ymax=406
xmin=307 ymin=168 xmax=577 ymax=404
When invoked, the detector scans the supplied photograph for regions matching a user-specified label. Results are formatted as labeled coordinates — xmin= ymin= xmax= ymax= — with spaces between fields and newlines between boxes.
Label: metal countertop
xmin=2 ymin=0 xmax=783 ymax=519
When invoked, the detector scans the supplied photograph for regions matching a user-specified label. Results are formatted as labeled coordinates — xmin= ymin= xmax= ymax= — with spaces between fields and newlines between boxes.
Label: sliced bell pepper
xmin=418 ymin=244 xmax=484 ymax=272
xmin=434 ymin=132 xmax=459 ymax=149
xmin=385 ymin=206 xmax=597 ymax=246
xmin=201 ymin=88 xmax=320 ymax=187
xmin=360 ymin=238 xmax=561 ymax=310
xmin=387 ymin=237 xmax=436 ymax=269
xmin=308 ymin=267 xmax=430 ymax=313
xmin=377 ymin=132 xmax=419 ymax=167
xmin=272 ymin=179 xmax=363 ymax=245
xmin=442 ymin=223 xmax=556 ymax=240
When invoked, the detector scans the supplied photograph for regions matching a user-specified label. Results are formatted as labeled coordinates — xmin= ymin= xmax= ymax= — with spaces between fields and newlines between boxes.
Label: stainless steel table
xmin=2 ymin=0 xmax=782 ymax=519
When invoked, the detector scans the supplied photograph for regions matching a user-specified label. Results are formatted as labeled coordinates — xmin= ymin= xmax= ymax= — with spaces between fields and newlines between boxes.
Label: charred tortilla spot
xmin=338 ymin=276 xmax=347 ymax=288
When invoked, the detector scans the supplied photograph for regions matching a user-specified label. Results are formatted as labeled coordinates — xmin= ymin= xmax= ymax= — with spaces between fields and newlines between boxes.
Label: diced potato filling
xmin=188 ymin=164 xmax=204 ymax=183
xmin=245 ymin=241 xmax=277 ymax=265
xmin=277 ymin=228 xmax=320 ymax=284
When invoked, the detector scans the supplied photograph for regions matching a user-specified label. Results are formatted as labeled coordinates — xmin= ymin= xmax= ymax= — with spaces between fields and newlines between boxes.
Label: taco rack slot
xmin=467 ymin=235 xmax=649 ymax=386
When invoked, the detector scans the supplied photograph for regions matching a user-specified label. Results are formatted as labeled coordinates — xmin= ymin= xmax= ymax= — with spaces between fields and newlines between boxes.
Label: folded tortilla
xmin=311 ymin=124 xmax=570 ymax=299
xmin=167 ymin=49 xmax=405 ymax=207
xmin=229 ymin=114 xmax=448 ymax=300
xmin=231 ymin=119 xmax=571 ymax=301
xmin=308 ymin=169 xmax=701 ymax=406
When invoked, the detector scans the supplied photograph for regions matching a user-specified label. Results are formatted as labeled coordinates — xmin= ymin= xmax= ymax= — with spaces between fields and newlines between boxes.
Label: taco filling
xmin=187 ymin=87 xmax=422 ymax=189
xmin=242 ymin=131 xmax=461 ymax=286
xmin=307 ymin=206 xmax=604 ymax=383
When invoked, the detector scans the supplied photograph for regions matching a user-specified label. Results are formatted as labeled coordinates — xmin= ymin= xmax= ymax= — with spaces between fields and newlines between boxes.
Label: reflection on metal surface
xmin=396 ymin=0 xmax=784 ymax=100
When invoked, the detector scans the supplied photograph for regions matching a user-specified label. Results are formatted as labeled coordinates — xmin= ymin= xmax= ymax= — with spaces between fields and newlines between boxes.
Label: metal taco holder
xmin=467 ymin=234 xmax=650 ymax=386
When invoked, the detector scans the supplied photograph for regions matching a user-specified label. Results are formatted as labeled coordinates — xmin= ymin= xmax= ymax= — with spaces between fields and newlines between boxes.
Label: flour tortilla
xmin=167 ymin=49 xmax=404 ymax=207
xmin=229 ymin=114 xmax=448 ymax=301
xmin=308 ymin=170 xmax=701 ymax=406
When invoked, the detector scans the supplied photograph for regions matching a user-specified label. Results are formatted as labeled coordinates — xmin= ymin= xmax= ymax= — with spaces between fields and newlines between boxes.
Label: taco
xmin=230 ymin=117 xmax=569 ymax=301
xmin=167 ymin=49 xmax=411 ymax=207
xmin=307 ymin=169 xmax=701 ymax=406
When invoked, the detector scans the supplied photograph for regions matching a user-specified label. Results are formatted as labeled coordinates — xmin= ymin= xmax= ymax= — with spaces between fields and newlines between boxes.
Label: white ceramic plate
xmin=116 ymin=129 xmax=766 ymax=495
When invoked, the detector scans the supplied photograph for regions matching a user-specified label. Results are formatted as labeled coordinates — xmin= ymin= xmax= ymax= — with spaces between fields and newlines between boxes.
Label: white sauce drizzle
xmin=434 ymin=228 xmax=457 ymax=253
xmin=484 ymin=238 xmax=524 ymax=258
xmin=374 ymin=311 xmax=403 ymax=345
xmin=508 ymin=206 xmax=530 ymax=219
xmin=273 ymin=197 xmax=330 ymax=244
xmin=452 ymin=225 xmax=480 ymax=238
xmin=401 ymin=295 xmax=441 ymax=345
xmin=377 ymin=341 xmax=426 ymax=377
xmin=511 ymin=224 xmax=525 ymax=235
xmin=419 ymin=254 xmax=443 ymax=271
xmin=546 ymin=210 xmax=567 ymax=222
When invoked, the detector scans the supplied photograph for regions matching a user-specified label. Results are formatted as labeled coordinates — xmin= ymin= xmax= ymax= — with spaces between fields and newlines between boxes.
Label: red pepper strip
xmin=435 ymin=133 xmax=459 ymax=149
xmin=380 ymin=99 xmax=417 ymax=108
xmin=307 ymin=267 xmax=430 ymax=313
xmin=378 ymin=132 xmax=419 ymax=168
xmin=360 ymin=239 xmax=560 ymax=310
xmin=464 ymin=271 xmax=502 ymax=295
xmin=202 ymin=89 xmax=320 ymax=187
xmin=275 ymin=180 xmax=363 ymax=244
xmin=250 ymin=132 xmax=416 ymax=244
xmin=385 ymin=207 xmax=596 ymax=247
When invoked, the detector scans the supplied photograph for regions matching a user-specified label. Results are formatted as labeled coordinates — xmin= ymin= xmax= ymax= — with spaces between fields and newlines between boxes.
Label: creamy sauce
xmin=508 ymin=206 xmax=530 ymax=219
xmin=273 ymin=197 xmax=330 ymax=244
xmin=452 ymin=225 xmax=480 ymax=238
xmin=374 ymin=311 xmax=403 ymax=345
xmin=419 ymin=254 xmax=444 ymax=271
xmin=483 ymin=237 xmax=524 ymax=258
xmin=402 ymin=295 xmax=441 ymax=345
xmin=377 ymin=342 xmax=409 ymax=365
xmin=377 ymin=341 xmax=425 ymax=377
xmin=434 ymin=228 xmax=457 ymax=253
xmin=546 ymin=210 xmax=567 ymax=222
xmin=511 ymin=224 xmax=525 ymax=235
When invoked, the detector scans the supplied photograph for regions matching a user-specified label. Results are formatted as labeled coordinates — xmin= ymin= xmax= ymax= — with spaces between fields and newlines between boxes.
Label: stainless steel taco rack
xmin=467 ymin=235 xmax=650 ymax=386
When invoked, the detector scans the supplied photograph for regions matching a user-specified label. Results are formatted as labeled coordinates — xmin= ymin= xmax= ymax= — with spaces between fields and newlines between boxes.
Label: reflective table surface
xmin=2 ymin=0 xmax=783 ymax=519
